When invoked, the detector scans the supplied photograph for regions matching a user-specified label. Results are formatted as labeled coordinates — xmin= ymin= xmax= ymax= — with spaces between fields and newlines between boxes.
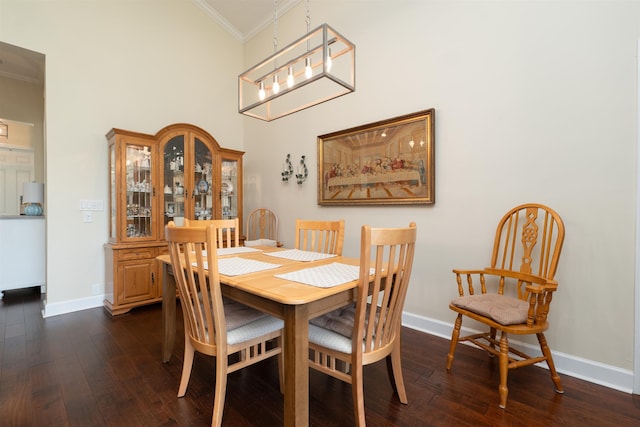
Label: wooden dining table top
xmin=155 ymin=246 xmax=361 ymax=306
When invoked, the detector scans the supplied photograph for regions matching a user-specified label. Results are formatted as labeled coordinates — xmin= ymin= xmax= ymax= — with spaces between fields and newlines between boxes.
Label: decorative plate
xmin=197 ymin=180 xmax=209 ymax=194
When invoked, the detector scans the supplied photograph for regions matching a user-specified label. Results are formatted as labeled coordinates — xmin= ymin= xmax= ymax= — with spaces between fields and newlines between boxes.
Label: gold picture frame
xmin=318 ymin=109 xmax=435 ymax=206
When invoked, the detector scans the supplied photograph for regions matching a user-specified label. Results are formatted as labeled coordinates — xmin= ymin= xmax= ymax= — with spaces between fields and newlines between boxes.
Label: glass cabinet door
xmin=109 ymin=142 xmax=116 ymax=241
xmin=162 ymin=136 xmax=185 ymax=226
xmin=221 ymin=158 xmax=238 ymax=220
xmin=193 ymin=138 xmax=213 ymax=221
xmin=124 ymin=143 xmax=153 ymax=239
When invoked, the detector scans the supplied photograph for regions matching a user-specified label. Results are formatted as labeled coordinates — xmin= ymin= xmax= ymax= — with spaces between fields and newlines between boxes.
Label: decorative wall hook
xmin=295 ymin=155 xmax=308 ymax=185
xmin=281 ymin=154 xmax=293 ymax=182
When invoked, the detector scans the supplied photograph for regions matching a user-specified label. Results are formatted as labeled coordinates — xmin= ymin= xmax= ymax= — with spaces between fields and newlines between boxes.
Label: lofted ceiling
xmin=0 ymin=1 xmax=300 ymax=85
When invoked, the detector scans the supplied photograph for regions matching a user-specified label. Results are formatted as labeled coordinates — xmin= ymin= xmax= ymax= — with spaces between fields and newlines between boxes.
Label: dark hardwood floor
xmin=0 ymin=287 xmax=639 ymax=426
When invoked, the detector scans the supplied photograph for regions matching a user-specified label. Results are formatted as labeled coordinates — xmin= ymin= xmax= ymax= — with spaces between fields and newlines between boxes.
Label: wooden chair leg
xmin=211 ymin=354 xmax=228 ymax=427
xmin=537 ymin=333 xmax=564 ymax=394
xmin=498 ymin=332 xmax=509 ymax=409
xmin=351 ymin=363 xmax=366 ymax=427
xmin=277 ymin=338 xmax=284 ymax=395
xmin=489 ymin=327 xmax=497 ymax=356
xmin=446 ymin=314 xmax=463 ymax=371
xmin=178 ymin=338 xmax=195 ymax=397
xmin=388 ymin=342 xmax=408 ymax=404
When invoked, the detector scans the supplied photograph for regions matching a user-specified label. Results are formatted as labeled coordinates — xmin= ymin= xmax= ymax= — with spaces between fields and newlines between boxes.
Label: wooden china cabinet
xmin=104 ymin=123 xmax=244 ymax=315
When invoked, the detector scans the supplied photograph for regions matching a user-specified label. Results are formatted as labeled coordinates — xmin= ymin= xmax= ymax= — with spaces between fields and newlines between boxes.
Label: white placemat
xmin=200 ymin=247 xmax=261 ymax=257
xmin=275 ymin=262 xmax=372 ymax=288
xmin=217 ymin=247 xmax=261 ymax=256
xmin=195 ymin=257 xmax=282 ymax=276
xmin=264 ymin=249 xmax=337 ymax=262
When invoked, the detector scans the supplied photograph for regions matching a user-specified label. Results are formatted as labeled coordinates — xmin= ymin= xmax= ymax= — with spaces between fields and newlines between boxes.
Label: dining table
xmin=157 ymin=246 xmax=361 ymax=427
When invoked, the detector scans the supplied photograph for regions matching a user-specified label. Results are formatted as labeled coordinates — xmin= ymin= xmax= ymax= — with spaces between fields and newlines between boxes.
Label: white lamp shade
xmin=23 ymin=182 xmax=44 ymax=204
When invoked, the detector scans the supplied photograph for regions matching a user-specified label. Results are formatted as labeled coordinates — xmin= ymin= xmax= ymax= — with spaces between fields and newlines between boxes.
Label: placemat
xmin=217 ymin=246 xmax=261 ymax=256
xmin=195 ymin=257 xmax=282 ymax=276
xmin=200 ymin=247 xmax=261 ymax=257
xmin=275 ymin=262 xmax=370 ymax=288
xmin=264 ymin=249 xmax=337 ymax=262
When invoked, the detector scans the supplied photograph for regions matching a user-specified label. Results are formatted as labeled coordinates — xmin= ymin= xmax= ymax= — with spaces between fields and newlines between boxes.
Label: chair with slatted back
xmin=446 ymin=203 xmax=565 ymax=408
xmin=165 ymin=224 xmax=284 ymax=426
xmin=184 ymin=218 xmax=240 ymax=248
xmin=245 ymin=208 xmax=279 ymax=247
xmin=308 ymin=222 xmax=417 ymax=427
xmin=295 ymin=219 xmax=345 ymax=255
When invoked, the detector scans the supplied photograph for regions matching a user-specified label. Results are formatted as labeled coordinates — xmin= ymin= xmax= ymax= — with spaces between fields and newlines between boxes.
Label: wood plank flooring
xmin=1 ymin=287 xmax=639 ymax=426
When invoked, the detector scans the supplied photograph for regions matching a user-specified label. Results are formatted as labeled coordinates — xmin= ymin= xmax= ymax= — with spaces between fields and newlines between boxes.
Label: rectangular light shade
xmin=239 ymin=24 xmax=355 ymax=122
xmin=23 ymin=182 xmax=44 ymax=204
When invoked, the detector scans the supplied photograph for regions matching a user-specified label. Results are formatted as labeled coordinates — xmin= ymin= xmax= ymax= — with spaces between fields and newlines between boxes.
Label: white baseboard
xmin=402 ymin=312 xmax=634 ymax=394
xmin=42 ymin=294 xmax=105 ymax=318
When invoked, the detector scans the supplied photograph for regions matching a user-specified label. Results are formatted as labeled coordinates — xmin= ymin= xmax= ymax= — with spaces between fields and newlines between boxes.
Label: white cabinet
xmin=0 ymin=217 xmax=45 ymax=292
xmin=0 ymin=148 xmax=35 ymax=215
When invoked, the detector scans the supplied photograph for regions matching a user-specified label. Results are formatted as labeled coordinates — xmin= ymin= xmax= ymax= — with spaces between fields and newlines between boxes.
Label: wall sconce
xmin=296 ymin=155 xmax=308 ymax=185
xmin=281 ymin=153 xmax=293 ymax=182
xmin=0 ymin=121 xmax=8 ymax=138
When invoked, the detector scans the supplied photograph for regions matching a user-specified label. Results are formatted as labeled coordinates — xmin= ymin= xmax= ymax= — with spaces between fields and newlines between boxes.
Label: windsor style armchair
xmin=446 ymin=203 xmax=565 ymax=408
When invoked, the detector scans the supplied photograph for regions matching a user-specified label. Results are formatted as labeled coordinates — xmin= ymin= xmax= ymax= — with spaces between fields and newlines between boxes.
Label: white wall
xmin=241 ymin=0 xmax=640 ymax=390
xmin=1 ymin=1 xmax=244 ymax=307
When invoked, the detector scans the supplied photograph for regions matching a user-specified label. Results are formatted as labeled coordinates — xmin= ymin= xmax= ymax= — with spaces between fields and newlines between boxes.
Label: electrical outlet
xmin=83 ymin=211 xmax=93 ymax=223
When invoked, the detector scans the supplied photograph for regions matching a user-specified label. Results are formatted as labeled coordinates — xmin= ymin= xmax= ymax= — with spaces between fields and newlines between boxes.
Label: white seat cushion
xmin=451 ymin=293 xmax=529 ymax=325
xmin=227 ymin=315 xmax=283 ymax=345
xmin=308 ymin=302 xmax=382 ymax=354
xmin=224 ymin=297 xmax=268 ymax=330
xmin=309 ymin=323 xmax=353 ymax=353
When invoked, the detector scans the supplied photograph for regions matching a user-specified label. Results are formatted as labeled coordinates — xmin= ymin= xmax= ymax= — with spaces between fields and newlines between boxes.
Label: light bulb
xmin=272 ymin=75 xmax=280 ymax=94
xmin=305 ymin=57 xmax=312 ymax=79
xmin=326 ymin=48 xmax=332 ymax=72
xmin=258 ymin=81 xmax=266 ymax=101
xmin=287 ymin=66 xmax=295 ymax=88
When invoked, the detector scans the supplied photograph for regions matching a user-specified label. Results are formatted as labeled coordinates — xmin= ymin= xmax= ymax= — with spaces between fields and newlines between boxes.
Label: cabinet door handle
xmin=151 ymin=272 xmax=155 ymax=284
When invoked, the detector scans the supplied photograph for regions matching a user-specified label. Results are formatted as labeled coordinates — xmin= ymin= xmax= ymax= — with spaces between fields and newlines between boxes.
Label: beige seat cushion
xmin=310 ymin=303 xmax=357 ymax=338
xmin=451 ymin=294 xmax=529 ymax=325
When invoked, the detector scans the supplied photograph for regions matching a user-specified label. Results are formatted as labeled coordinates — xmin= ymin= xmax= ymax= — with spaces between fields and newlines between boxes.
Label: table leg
xmin=283 ymin=304 xmax=309 ymax=427
xmin=162 ymin=262 xmax=176 ymax=363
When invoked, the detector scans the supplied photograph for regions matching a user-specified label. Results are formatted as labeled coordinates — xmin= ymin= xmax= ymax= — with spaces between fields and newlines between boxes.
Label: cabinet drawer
xmin=117 ymin=247 xmax=156 ymax=261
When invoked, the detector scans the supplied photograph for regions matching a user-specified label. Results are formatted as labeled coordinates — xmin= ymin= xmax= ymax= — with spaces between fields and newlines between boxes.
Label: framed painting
xmin=318 ymin=109 xmax=435 ymax=206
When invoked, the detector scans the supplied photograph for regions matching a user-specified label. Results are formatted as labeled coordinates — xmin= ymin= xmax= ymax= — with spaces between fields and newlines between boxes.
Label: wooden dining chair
xmin=308 ymin=222 xmax=417 ymax=427
xmin=184 ymin=218 xmax=240 ymax=248
xmin=165 ymin=224 xmax=284 ymax=427
xmin=295 ymin=218 xmax=345 ymax=255
xmin=446 ymin=203 xmax=565 ymax=409
xmin=245 ymin=208 xmax=279 ymax=246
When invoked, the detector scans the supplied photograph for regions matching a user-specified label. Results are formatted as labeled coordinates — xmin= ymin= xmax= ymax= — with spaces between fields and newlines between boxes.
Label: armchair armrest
xmin=452 ymin=268 xmax=488 ymax=296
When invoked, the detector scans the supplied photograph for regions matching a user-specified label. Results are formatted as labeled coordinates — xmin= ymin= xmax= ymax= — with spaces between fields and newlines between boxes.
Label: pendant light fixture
xmin=238 ymin=0 xmax=355 ymax=122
